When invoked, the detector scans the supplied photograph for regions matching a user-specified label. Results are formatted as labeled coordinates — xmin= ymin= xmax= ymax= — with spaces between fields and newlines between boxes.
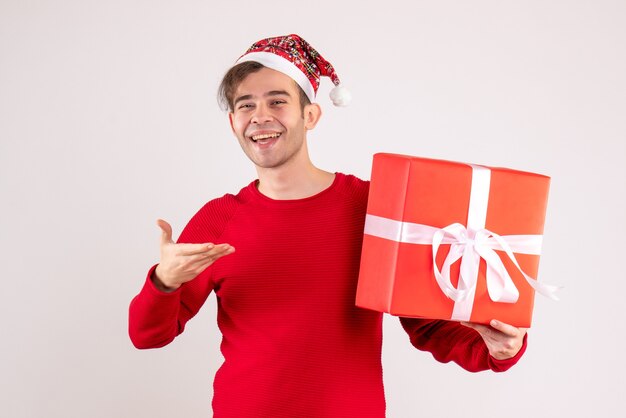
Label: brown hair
xmin=217 ymin=61 xmax=311 ymax=113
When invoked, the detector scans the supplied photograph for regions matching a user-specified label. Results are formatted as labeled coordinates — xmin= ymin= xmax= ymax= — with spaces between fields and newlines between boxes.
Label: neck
xmin=256 ymin=160 xmax=335 ymax=200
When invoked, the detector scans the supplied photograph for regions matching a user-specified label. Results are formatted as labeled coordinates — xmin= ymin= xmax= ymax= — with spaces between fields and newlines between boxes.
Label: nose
xmin=251 ymin=103 xmax=273 ymax=124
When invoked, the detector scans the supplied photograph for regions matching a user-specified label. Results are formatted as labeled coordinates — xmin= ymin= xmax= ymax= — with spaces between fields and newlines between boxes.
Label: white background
xmin=1 ymin=1 xmax=624 ymax=417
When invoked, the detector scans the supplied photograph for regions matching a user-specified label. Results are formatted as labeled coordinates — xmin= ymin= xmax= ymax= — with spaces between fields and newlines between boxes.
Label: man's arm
xmin=460 ymin=320 xmax=527 ymax=360
xmin=128 ymin=219 xmax=234 ymax=349
xmin=128 ymin=264 xmax=189 ymax=349
xmin=399 ymin=317 xmax=527 ymax=372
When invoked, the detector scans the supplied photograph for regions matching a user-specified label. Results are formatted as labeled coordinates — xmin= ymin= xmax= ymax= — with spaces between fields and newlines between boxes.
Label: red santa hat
xmin=235 ymin=34 xmax=351 ymax=107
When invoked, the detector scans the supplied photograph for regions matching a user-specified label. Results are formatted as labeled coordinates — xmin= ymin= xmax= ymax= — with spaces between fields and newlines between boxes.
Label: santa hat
xmin=235 ymin=34 xmax=351 ymax=107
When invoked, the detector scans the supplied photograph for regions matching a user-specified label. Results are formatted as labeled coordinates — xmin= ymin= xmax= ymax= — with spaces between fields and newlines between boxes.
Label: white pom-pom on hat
xmin=330 ymin=84 xmax=352 ymax=107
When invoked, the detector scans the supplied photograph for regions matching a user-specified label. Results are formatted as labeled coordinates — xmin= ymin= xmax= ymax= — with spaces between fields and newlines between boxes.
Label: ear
xmin=228 ymin=112 xmax=235 ymax=133
xmin=303 ymin=103 xmax=322 ymax=130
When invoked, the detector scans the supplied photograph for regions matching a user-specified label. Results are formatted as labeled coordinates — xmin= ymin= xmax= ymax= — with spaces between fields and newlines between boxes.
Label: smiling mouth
xmin=250 ymin=132 xmax=282 ymax=142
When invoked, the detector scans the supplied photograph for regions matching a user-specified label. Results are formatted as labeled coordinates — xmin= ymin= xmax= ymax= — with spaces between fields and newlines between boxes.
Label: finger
xmin=489 ymin=319 xmax=522 ymax=337
xmin=197 ymin=245 xmax=235 ymax=263
xmin=188 ymin=246 xmax=235 ymax=269
xmin=184 ymin=248 xmax=229 ymax=264
xmin=178 ymin=243 xmax=216 ymax=256
xmin=157 ymin=219 xmax=174 ymax=244
xmin=210 ymin=244 xmax=235 ymax=255
xmin=178 ymin=243 xmax=233 ymax=257
xmin=210 ymin=245 xmax=235 ymax=260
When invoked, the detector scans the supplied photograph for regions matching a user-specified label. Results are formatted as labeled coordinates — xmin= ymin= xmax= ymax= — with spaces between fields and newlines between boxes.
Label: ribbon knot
xmin=431 ymin=222 xmax=559 ymax=311
xmin=432 ymin=223 xmax=513 ymax=304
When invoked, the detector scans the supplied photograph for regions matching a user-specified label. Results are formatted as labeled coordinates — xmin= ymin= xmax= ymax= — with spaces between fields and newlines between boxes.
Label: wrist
xmin=151 ymin=267 xmax=180 ymax=293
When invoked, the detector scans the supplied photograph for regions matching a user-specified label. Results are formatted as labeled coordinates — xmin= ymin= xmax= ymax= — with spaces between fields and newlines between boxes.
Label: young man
xmin=129 ymin=34 xmax=528 ymax=417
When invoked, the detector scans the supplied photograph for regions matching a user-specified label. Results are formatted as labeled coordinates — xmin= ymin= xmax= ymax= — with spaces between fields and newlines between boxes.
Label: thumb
xmin=156 ymin=219 xmax=174 ymax=244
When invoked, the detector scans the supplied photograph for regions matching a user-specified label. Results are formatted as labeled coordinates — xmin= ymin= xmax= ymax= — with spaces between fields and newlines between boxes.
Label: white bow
xmin=430 ymin=222 xmax=559 ymax=304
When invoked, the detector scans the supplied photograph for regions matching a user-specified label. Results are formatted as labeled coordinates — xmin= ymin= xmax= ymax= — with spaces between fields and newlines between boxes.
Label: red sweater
xmin=129 ymin=173 xmax=525 ymax=417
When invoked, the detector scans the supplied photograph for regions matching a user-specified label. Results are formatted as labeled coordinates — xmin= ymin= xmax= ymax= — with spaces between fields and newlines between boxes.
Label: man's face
xmin=229 ymin=67 xmax=319 ymax=170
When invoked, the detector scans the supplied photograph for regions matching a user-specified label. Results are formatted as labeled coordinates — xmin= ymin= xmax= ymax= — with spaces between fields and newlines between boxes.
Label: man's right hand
xmin=152 ymin=219 xmax=235 ymax=292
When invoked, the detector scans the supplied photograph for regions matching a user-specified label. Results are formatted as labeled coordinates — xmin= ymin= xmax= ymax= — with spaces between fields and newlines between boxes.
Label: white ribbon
xmin=363 ymin=164 xmax=559 ymax=321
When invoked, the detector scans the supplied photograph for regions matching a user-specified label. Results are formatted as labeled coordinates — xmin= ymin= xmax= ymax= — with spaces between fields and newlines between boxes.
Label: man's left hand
xmin=461 ymin=320 xmax=527 ymax=360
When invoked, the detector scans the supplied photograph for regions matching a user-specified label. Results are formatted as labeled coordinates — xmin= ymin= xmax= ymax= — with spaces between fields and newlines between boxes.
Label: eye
xmin=271 ymin=100 xmax=286 ymax=105
xmin=237 ymin=103 xmax=254 ymax=110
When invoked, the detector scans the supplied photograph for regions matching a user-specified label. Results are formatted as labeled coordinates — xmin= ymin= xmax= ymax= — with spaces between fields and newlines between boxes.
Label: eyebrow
xmin=233 ymin=90 xmax=292 ymax=107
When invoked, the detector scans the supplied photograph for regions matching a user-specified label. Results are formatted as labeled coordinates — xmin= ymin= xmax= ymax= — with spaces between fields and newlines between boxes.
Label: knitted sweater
xmin=129 ymin=173 xmax=525 ymax=417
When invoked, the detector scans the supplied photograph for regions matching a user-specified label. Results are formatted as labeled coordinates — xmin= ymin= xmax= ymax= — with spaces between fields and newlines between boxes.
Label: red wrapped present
xmin=356 ymin=153 xmax=558 ymax=327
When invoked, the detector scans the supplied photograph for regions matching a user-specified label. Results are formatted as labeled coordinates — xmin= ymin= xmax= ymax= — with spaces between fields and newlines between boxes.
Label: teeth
xmin=251 ymin=133 xmax=281 ymax=141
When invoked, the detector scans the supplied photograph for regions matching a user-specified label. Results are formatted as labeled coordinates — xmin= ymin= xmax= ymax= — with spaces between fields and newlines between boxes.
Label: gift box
xmin=356 ymin=153 xmax=556 ymax=327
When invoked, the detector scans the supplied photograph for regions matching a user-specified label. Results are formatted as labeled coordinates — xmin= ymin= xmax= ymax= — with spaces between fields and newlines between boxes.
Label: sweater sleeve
xmin=128 ymin=264 xmax=214 ymax=349
xmin=128 ymin=193 xmax=238 ymax=349
xmin=399 ymin=317 xmax=527 ymax=373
